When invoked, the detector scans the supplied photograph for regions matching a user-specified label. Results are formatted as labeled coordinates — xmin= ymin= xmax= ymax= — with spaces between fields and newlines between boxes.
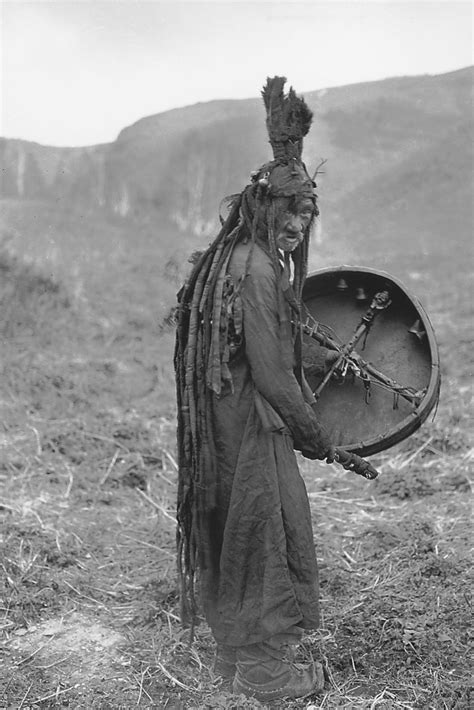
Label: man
xmin=174 ymin=77 xmax=337 ymax=702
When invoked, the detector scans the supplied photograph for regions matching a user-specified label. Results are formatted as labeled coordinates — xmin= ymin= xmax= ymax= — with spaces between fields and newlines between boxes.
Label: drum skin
xmin=302 ymin=266 xmax=441 ymax=456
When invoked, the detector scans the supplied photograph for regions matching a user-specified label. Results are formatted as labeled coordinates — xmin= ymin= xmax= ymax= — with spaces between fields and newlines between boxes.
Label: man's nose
xmin=285 ymin=216 xmax=302 ymax=234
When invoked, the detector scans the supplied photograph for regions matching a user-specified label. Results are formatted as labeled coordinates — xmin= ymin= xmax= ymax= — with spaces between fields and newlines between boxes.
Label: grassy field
xmin=0 ymin=248 xmax=472 ymax=709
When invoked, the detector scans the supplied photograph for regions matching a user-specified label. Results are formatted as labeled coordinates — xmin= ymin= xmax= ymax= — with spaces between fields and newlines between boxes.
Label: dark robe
xmin=201 ymin=241 xmax=327 ymax=647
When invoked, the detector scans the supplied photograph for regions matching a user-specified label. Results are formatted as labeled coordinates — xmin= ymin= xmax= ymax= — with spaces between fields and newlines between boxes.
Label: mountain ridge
xmin=3 ymin=66 xmax=471 ymax=149
xmin=1 ymin=66 xmax=472 ymax=324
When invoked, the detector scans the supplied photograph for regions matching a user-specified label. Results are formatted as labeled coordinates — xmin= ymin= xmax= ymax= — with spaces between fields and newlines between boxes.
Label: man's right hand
xmin=300 ymin=423 xmax=336 ymax=463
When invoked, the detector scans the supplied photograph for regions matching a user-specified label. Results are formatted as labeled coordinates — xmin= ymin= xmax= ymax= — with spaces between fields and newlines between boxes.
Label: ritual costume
xmin=174 ymin=77 xmax=334 ymax=701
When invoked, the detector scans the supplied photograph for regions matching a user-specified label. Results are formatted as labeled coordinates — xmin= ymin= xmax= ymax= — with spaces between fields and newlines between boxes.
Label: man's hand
xmin=324 ymin=349 xmax=340 ymax=372
xmin=300 ymin=423 xmax=336 ymax=463
xmin=302 ymin=345 xmax=341 ymax=378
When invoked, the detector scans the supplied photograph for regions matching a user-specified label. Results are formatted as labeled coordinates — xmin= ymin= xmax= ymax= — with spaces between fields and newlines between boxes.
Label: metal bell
xmin=337 ymin=278 xmax=349 ymax=291
xmin=356 ymin=287 xmax=368 ymax=301
xmin=408 ymin=319 xmax=426 ymax=340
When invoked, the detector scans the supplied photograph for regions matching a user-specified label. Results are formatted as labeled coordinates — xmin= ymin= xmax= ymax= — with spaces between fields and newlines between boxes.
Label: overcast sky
xmin=1 ymin=0 xmax=472 ymax=147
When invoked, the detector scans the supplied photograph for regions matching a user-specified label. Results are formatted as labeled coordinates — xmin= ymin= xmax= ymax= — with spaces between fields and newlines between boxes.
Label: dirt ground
xmin=1 ymin=262 xmax=472 ymax=709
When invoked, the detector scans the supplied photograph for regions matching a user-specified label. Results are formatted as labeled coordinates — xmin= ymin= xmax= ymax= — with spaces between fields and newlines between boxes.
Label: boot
xmin=213 ymin=644 xmax=236 ymax=680
xmin=232 ymin=633 xmax=325 ymax=702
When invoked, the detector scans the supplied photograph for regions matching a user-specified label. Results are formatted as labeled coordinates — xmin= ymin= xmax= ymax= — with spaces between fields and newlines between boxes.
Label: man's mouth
xmin=280 ymin=235 xmax=301 ymax=248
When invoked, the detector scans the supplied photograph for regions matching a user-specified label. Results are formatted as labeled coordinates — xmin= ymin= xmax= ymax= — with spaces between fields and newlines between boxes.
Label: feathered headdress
xmin=262 ymin=76 xmax=313 ymax=161
xmin=252 ymin=77 xmax=316 ymax=200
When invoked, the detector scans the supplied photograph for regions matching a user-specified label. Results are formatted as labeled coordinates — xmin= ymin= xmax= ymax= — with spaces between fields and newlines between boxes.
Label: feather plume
xmin=262 ymin=76 xmax=313 ymax=160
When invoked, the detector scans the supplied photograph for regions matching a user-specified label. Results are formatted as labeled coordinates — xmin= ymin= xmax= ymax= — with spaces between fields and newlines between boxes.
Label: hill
xmin=0 ymin=66 xmax=472 ymax=323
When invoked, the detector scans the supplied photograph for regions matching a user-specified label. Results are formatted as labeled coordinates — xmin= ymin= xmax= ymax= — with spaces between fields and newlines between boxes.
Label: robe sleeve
xmin=237 ymin=255 xmax=329 ymax=455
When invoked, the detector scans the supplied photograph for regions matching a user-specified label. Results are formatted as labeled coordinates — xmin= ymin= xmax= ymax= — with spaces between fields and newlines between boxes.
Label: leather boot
xmin=232 ymin=632 xmax=325 ymax=702
xmin=213 ymin=644 xmax=236 ymax=680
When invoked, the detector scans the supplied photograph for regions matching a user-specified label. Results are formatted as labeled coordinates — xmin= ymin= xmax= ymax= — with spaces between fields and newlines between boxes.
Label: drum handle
xmin=312 ymin=290 xmax=391 ymax=400
xmin=301 ymin=318 xmax=423 ymax=407
xmin=334 ymin=449 xmax=379 ymax=479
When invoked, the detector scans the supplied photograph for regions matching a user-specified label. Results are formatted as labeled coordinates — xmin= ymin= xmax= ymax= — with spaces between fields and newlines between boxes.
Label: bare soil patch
xmin=6 ymin=612 xmax=126 ymax=696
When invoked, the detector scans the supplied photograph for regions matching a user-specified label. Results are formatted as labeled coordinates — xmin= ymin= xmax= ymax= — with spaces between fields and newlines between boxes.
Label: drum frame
xmin=302 ymin=266 xmax=441 ymax=456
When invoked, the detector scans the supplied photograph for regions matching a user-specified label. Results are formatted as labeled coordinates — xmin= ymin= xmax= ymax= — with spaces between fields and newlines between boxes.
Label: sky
xmin=1 ymin=0 xmax=472 ymax=147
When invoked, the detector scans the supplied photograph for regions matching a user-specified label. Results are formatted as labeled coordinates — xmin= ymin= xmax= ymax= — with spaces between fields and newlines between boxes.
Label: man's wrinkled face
xmin=274 ymin=196 xmax=316 ymax=252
